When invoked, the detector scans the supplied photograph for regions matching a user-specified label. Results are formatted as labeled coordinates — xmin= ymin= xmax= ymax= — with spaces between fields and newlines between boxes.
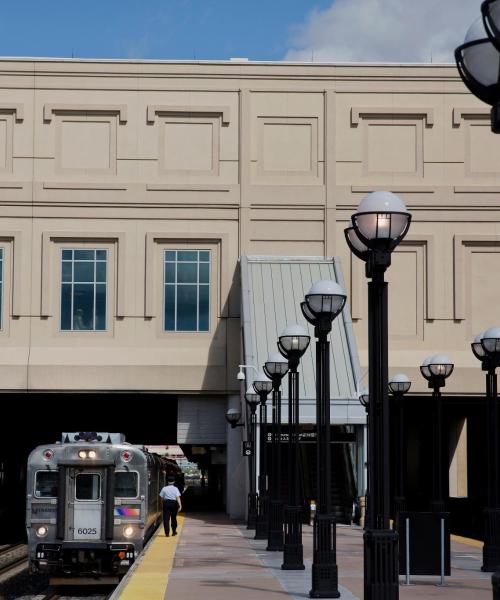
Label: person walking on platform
xmin=160 ymin=475 xmax=182 ymax=536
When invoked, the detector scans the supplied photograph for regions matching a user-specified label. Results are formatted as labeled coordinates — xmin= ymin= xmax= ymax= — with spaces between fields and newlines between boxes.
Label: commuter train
xmin=26 ymin=432 xmax=182 ymax=580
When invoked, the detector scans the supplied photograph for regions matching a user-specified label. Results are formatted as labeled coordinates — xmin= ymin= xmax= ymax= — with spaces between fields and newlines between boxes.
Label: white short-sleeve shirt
xmin=160 ymin=484 xmax=181 ymax=501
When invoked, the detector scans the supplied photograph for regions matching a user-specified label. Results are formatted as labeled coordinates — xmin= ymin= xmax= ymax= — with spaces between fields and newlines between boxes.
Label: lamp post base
xmin=282 ymin=505 xmax=305 ymax=570
xmin=255 ymin=494 xmax=269 ymax=540
xmin=266 ymin=499 xmax=284 ymax=551
xmin=363 ymin=529 xmax=399 ymax=600
xmin=483 ymin=508 xmax=500 ymax=572
xmin=247 ymin=493 xmax=258 ymax=530
xmin=309 ymin=513 xmax=340 ymax=598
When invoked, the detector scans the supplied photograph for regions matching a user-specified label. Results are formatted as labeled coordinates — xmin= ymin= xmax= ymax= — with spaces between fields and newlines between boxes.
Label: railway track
xmin=38 ymin=588 xmax=114 ymax=600
xmin=0 ymin=555 xmax=28 ymax=577
xmin=0 ymin=543 xmax=29 ymax=581
xmin=0 ymin=543 xmax=26 ymax=557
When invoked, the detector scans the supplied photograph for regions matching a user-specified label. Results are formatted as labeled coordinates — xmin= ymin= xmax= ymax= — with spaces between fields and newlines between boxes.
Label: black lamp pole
xmin=253 ymin=375 xmax=273 ymax=540
xmin=420 ymin=355 xmax=453 ymax=513
xmin=472 ymin=329 xmax=500 ymax=572
xmin=346 ymin=190 xmax=412 ymax=600
xmin=388 ymin=375 xmax=411 ymax=520
xmin=456 ymin=9 xmax=500 ymax=594
xmin=264 ymin=353 xmax=289 ymax=551
xmin=301 ymin=279 xmax=346 ymax=598
xmin=278 ymin=325 xmax=310 ymax=570
xmin=245 ymin=388 xmax=260 ymax=530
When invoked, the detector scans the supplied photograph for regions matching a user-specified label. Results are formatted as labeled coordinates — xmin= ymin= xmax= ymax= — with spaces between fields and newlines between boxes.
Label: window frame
xmin=58 ymin=247 xmax=109 ymax=333
xmin=163 ymin=249 xmax=211 ymax=333
xmin=114 ymin=470 xmax=139 ymax=500
xmin=34 ymin=470 xmax=59 ymax=499
xmin=74 ymin=472 xmax=102 ymax=502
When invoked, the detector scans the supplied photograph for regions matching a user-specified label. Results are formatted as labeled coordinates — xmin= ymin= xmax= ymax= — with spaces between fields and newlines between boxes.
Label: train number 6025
xmin=78 ymin=527 xmax=97 ymax=535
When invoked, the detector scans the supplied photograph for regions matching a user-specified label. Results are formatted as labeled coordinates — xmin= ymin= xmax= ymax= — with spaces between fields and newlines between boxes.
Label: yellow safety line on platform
xmin=118 ymin=515 xmax=184 ymax=600
xmin=451 ymin=533 xmax=484 ymax=548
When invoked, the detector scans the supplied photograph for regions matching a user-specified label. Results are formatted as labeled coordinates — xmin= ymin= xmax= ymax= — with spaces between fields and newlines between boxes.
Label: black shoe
xmin=165 ymin=533 xmax=170 ymax=537
xmin=172 ymin=531 xmax=177 ymax=536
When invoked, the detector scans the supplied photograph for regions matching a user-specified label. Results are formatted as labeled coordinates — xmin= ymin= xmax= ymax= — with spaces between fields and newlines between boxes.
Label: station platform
xmin=112 ymin=513 xmax=492 ymax=600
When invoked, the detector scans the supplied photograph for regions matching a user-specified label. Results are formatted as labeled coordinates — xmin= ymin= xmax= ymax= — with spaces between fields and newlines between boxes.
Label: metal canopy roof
xmin=240 ymin=256 xmax=365 ymax=425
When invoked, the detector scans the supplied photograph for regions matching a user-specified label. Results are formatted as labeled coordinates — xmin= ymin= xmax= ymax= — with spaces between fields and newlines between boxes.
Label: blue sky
xmin=0 ymin=1 xmax=481 ymax=63
xmin=0 ymin=0 xmax=331 ymax=61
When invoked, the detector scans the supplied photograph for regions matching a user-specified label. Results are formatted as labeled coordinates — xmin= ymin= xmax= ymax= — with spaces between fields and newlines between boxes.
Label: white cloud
xmin=285 ymin=0 xmax=481 ymax=63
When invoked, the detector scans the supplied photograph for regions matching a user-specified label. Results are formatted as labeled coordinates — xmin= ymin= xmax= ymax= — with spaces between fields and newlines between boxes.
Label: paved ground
xmin=157 ymin=513 xmax=492 ymax=599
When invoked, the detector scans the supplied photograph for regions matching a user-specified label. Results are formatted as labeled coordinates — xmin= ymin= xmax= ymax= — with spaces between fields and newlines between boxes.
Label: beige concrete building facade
xmin=0 ymin=58 xmax=497 ymax=519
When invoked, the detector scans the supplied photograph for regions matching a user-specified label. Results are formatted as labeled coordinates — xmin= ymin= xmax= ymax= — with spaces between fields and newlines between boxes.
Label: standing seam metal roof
xmin=240 ymin=256 xmax=365 ymax=425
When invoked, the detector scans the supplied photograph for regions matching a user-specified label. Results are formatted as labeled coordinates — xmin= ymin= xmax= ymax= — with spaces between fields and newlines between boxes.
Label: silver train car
xmin=26 ymin=432 xmax=180 ymax=580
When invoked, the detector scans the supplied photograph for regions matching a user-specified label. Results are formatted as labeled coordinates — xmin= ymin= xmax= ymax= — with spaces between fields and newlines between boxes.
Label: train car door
xmin=68 ymin=468 xmax=104 ymax=541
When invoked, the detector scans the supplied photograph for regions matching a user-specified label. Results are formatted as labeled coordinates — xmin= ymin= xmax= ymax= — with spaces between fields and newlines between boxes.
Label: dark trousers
xmin=163 ymin=500 xmax=178 ymax=535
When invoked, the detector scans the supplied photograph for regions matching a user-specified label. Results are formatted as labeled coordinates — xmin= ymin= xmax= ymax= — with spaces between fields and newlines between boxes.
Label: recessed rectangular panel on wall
xmin=55 ymin=115 xmax=117 ymax=175
xmin=255 ymin=117 xmax=319 ymax=184
xmin=0 ymin=119 xmax=7 ymax=170
xmin=363 ymin=119 xmax=423 ymax=179
xmin=385 ymin=244 xmax=424 ymax=341
xmin=59 ymin=120 xmax=111 ymax=171
xmin=177 ymin=397 xmax=226 ymax=444
xmin=0 ymin=115 xmax=12 ymax=172
xmin=467 ymin=247 xmax=500 ymax=334
xmin=466 ymin=122 xmax=500 ymax=176
xmin=160 ymin=117 xmax=219 ymax=178
xmin=367 ymin=124 xmax=417 ymax=173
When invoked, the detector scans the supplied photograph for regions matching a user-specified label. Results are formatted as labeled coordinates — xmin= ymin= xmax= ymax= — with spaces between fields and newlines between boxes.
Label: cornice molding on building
xmin=351 ymin=107 xmax=434 ymax=127
xmin=42 ymin=182 xmax=127 ymax=191
xmin=146 ymin=104 xmax=230 ymax=125
xmin=0 ymin=57 xmax=461 ymax=84
xmin=452 ymin=107 xmax=489 ymax=126
xmin=0 ymin=104 xmax=23 ymax=121
xmin=43 ymin=103 xmax=127 ymax=123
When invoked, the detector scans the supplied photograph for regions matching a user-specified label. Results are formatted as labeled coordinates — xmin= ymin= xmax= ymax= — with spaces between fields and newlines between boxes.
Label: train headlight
xmin=123 ymin=525 xmax=135 ymax=538
xmin=36 ymin=525 xmax=48 ymax=537
xmin=78 ymin=450 xmax=87 ymax=459
xmin=88 ymin=450 xmax=96 ymax=459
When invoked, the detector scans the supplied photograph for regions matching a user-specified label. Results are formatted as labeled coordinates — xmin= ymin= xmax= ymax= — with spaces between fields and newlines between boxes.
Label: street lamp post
xmin=472 ymin=327 xmax=500 ymax=571
xmin=253 ymin=371 xmax=273 ymax=540
xmin=420 ymin=354 xmax=454 ymax=513
xmin=388 ymin=374 xmax=411 ymax=519
xmin=263 ymin=352 xmax=289 ymax=551
xmin=455 ymin=17 xmax=500 ymax=133
xmin=245 ymin=387 xmax=260 ymax=530
xmin=301 ymin=279 xmax=346 ymax=598
xmin=278 ymin=324 xmax=310 ymax=570
xmin=346 ymin=190 xmax=411 ymax=600
xmin=456 ymin=9 xmax=500 ymax=592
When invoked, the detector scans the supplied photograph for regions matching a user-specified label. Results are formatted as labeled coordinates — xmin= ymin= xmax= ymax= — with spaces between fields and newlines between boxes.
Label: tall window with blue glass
xmin=60 ymin=249 xmax=107 ymax=331
xmin=164 ymin=250 xmax=210 ymax=332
